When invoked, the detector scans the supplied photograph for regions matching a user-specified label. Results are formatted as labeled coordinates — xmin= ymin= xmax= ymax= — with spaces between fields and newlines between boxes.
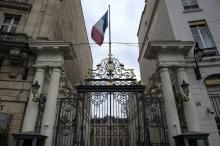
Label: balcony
xmin=0 ymin=0 xmax=32 ymax=10
xmin=0 ymin=31 xmax=29 ymax=50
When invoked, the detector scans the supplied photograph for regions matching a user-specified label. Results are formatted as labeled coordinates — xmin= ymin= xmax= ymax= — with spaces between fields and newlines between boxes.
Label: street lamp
xmin=31 ymin=81 xmax=46 ymax=103
xmin=194 ymin=42 xmax=203 ymax=80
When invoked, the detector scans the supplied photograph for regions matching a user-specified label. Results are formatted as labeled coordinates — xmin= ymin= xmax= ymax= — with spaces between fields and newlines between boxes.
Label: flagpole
xmin=108 ymin=5 xmax=112 ymax=58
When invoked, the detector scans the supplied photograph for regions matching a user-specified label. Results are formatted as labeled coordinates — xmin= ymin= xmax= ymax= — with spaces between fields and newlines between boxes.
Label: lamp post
xmin=194 ymin=42 xmax=203 ymax=80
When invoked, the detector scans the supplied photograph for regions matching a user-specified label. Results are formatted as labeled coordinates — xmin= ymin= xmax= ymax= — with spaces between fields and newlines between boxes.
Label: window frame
xmin=189 ymin=21 xmax=216 ymax=51
xmin=181 ymin=0 xmax=199 ymax=10
xmin=0 ymin=14 xmax=21 ymax=33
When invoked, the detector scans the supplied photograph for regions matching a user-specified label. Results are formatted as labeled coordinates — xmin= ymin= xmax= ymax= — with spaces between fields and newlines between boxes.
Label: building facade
xmin=138 ymin=0 xmax=220 ymax=146
xmin=0 ymin=0 xmax=92 ymax=146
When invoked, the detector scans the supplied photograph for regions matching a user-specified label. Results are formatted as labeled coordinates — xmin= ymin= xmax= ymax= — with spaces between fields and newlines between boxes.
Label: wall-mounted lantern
xmin=31 ymin=81 xmax=46 ymax=103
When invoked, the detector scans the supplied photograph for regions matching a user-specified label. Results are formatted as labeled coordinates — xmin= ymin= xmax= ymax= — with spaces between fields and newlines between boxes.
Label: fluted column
xmin=40 ymin=67 xmax=61 ymax=146
xmin=176 ymin=67 xmax=200 ymax=131
xmin=22 ymin=67 xmax=45 ymax=132
xmin=159 ymin=67 xmax=181 ymax=146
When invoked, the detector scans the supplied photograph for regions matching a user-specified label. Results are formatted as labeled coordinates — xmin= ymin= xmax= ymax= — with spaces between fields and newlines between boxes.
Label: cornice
xmin=29 ymin=41 xmax=76 ymax=60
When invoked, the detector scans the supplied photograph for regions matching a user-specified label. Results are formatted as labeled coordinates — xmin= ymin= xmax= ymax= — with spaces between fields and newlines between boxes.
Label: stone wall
xmin=0 ymin=0 xmax=92 ymax=138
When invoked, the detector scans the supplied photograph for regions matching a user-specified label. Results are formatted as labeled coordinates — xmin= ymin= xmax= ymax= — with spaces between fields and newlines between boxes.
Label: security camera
xmin=206 ymin=107 xmax=215 ymax=114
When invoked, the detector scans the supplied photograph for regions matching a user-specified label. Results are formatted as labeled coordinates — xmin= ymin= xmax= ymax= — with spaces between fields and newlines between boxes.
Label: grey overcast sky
xmin=81 ymin=0 xmax=145 ymax=79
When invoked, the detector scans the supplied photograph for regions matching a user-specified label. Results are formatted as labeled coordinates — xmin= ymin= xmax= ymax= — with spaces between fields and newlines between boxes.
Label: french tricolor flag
xmin=91 ymin=11 xmax=108 ymax=46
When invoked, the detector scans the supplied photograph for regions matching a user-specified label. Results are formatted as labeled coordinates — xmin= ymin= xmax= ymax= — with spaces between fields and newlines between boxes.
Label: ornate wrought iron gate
xmin=53 ymin=57 xmax=169 ymax=146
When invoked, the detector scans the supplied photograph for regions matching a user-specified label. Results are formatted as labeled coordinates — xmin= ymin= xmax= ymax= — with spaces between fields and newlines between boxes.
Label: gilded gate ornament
xmin=85 ymin=57 xmax=137 ymax=85
xmin=86 ymin=57 xmax=135 ymax=79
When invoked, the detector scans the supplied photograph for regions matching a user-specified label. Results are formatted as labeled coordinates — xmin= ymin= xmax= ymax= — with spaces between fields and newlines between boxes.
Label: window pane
xmin=190 ymin=23 xmax=215 ymax=50
xmin=188 ymin=0 xmax=197 ymax=5
xmin=13 ymin=17 xmax=20 ymax=25
xmin=0 ymin=25 xmax=9 ymax=32
xmin=194 ymin=35 xmax=205 ymax=49
xmin=181 ymin=0 xmax=188 ymax=6
xmin=2 ymin=15 xmax=20 ymax=33
xmin=4 ymin=16 xmax=12 ymax=23
xmin=182 ymin=0 xmax=199 ymax=9
xmin=191 ymin=27 xmax=199 ymax=36
xmin=10 ymin=26 xmax=17 ymax=33
xmin=200 ymin=26 xmax=215 ymax=49
xmin=190 ymin=27 xmax=205 ymax=49
xmin=197 ymin=139 xmax=205 ymax=146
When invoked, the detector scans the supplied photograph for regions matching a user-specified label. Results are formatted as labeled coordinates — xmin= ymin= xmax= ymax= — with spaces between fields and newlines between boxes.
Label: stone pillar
xmin=176 ymin=67 xmax=200 ymax=132
xmin=22 ymin=67 xmax=45 ymax=132
xmin=159 ymin=67 xmax=181 ymax=146
xmin=40 ymin=67 xmax=61 ymax=146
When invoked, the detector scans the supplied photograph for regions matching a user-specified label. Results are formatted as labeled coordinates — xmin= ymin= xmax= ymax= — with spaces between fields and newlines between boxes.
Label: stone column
xmin=22 ymin=67 xmax=45 ymax=132
xmin=40 ymin=67 xmax=61 ymax=146
xmin=159 ymin=67 xmax=181 ymax=146
xmin=176 ymin=67 xmax=200 ymax=131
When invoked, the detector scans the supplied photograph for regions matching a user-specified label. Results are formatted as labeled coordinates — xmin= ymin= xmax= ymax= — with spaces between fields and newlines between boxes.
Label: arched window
xmin=205 ymin=74 xmax=220 ymax=94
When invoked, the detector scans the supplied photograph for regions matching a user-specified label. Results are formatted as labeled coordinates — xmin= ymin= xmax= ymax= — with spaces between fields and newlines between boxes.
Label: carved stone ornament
xmin=59 ymin=76 xmax=75 ymax=97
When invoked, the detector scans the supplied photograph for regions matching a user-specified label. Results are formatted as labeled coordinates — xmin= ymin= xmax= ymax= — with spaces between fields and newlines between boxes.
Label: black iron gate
xmin=53 ymin=57 xmax=169 ymax=146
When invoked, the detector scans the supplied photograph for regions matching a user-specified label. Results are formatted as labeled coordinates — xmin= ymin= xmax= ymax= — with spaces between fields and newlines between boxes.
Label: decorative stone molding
xmin=29 ymin=41 xmax=76 ymax=60
xmin=59 ymin=74 xmax=76 ymax=97
xmin=142 ymin=41 xmax=195 ymax=70
xmin=0 ymin=0 xmax=32 ymax=11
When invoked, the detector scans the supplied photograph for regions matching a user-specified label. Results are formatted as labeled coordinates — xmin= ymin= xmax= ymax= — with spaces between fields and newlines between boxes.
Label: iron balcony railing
xmin=0 ymin=31 xmax=28 ymax=45
xmin=0 ymin=0 xmax=28 ymax=4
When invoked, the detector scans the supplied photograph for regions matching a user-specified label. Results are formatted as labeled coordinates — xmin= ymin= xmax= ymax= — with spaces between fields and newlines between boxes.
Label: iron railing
xmin=0 ymin=0 xmax=28 ymax=4
xmin=0 ymin=31 xmax=28 ymax=44
xmin=209 ymin=94 xmax=220 ymax=135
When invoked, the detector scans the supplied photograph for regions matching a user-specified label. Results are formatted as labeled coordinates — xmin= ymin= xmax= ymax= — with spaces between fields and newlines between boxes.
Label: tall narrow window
xmin=189 ymin=21 xmax=216 ymax=50
xmin=205 ymin=74 xmax=220 ymax=135
xmin=0 ymin=14 xmax=20 ymax=33
xmin=181 ymin=0 xmax=199 ymax=10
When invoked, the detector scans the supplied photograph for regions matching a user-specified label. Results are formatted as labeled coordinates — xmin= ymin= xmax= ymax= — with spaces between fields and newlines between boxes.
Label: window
xmin=189 ymin=21 xmax=216 ymax=50
xmin=205 ymin=74 xmax=220 ymax=135
xmin=0 ymin=14 xmax=20 ymax=33
xmin=181 ymin=0 xmax=199 ymax=10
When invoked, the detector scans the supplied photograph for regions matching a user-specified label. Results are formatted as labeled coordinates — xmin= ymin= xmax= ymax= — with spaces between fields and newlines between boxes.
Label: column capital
xmin=33 ymin=64 xmax=64 ymax=72
xmin=35 ymin=67 xmax=46 ymax=73
xmin=159 ymin=67 xmax=169 ymax=73
xmin=33 ymin=64 xmax=47 ymax=70
xmin=176 ymin=67 xmax=185 ymax=73
xmin=51 ymin=67 xmax=62 ymax=73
